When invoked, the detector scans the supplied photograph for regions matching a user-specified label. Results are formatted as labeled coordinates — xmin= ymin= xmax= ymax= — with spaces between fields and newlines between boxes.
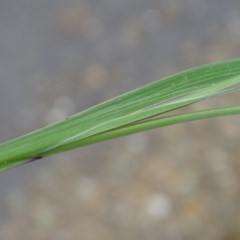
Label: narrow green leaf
xmin=63 ymin=106 xmax=240 ymax=151
xmin=0 ymin=58 xmax=240 ymax=171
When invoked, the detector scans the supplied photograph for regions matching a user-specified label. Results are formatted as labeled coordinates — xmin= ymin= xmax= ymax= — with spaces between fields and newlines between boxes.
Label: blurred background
xmin=1 ymin=0 xmax=240 ymax=239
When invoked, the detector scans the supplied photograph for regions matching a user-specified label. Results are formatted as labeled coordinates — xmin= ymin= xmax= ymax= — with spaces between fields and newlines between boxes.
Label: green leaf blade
xmin=1 ymin=58 xmax=240 ymax=171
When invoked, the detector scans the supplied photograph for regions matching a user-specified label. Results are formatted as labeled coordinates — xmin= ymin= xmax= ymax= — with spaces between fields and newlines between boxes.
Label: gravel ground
xmin=1 ymin=1 xmax=240 ymax=239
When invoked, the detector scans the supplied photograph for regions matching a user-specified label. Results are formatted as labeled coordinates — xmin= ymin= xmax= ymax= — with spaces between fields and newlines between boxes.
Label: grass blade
xmin=0 ymin=58 xmax=240 ymax=171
